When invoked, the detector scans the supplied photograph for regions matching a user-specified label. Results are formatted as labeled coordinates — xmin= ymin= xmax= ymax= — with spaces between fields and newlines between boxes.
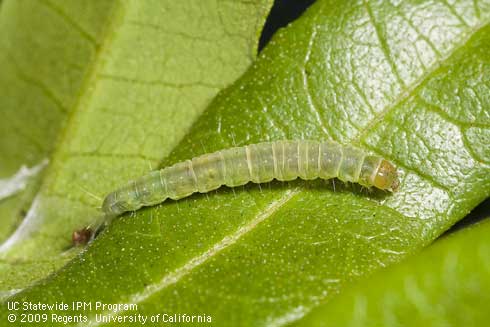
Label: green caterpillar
xmin=102 ymin=140 xmax=399 ymax=217
xmin=72 ymin=140 xmax=399 ymax=245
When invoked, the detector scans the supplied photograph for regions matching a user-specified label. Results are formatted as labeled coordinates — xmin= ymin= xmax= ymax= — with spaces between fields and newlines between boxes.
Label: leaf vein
xmin=4 ymin=52 xmax=68 ymax=113
xmin=363 ymin=0 xmax=405 ymax=87
xmin=38 ymin=0 xmax=97 ymax=45
xmin=82 ymin=189 xmax=301 ymax=327
xmin=98 ymin=73 xmax=223 ymax=90
xmin=353 ymin=19 xmax=490 ymax=145
xmin=302 ymin=26 xmax=334 ymax=138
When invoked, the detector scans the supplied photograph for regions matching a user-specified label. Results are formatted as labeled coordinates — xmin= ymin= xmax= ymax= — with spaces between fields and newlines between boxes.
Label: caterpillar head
xmin=373 ymin=160 xmax=399 ymax=192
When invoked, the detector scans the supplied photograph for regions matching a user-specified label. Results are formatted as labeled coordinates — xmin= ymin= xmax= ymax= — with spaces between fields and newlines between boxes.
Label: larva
xmin=101 ymin=140 xmax=399 ymax=217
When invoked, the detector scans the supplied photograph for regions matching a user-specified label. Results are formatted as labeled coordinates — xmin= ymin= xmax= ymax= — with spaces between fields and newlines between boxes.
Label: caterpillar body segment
xmin=102 ymin=140 xmax=399 ymax=217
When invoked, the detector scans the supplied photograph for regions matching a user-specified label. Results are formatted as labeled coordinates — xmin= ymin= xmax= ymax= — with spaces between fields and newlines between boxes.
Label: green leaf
xmin=0 ymin=0 xmax=273 ymax=292
xmin=0 ymin=0 xmax=118 ymax=242
xmin=2 ymin=0 xmax=490 ymax=326
xmin=293 ymin=218 xmax=490 ymax=327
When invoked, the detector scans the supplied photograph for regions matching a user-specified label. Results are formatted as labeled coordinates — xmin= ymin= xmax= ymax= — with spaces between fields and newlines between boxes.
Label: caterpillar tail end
xmin=72 ymin=203 xmax=120 ymax=247
xmin=72 ymin=227 xmax=93 ymax=246
xmin=101 ymin=191 xmax=128 ymax=217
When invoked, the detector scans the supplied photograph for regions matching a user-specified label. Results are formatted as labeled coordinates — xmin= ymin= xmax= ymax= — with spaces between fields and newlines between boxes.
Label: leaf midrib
xmin=40 ymin=1 xmax=125 ymax=177
xmin=81 ymin=189 xmax=301 ymax=327
xmin=354 ymin=21 xmax=490 ymax=193
xmin=77 ymin=8 xmax=490 ymax=322
xmin=355 ymin=20 xmax=490 ymax=147
xmin=0 ymin=1 xmax=125 ymax=258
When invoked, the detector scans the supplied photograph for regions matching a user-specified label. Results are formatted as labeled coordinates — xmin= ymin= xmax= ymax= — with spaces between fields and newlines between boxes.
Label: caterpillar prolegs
xmin=72 ymin=140 xmax=399 ymax=245
xmin=102 ymin=140 xmax=399 ymax=217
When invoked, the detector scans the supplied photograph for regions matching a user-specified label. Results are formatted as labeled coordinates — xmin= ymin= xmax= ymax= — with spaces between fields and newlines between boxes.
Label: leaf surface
xmin=2 ymin=0 xmax=490 ymax=326
xmin=0 ymin=0 xmax=273 ymax=292
xmin=293 ymin=218 xmax=490 ymax=327
xmin=0 ymin=0 xmax=117 ymax=242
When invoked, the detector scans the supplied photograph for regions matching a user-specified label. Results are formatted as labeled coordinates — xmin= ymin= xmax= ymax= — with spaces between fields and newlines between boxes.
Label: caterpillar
xmin=72 ymin=140 xmax=399 ymax=245
xmin=102 ymin=140 xmax=399 ymax=217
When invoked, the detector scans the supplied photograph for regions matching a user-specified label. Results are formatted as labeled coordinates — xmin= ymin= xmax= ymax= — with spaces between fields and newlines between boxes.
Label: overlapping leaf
xmin=294 ymin=218 xmax=490 ymax=326
xmin=0 ymin=0 xmax=118 ymax=242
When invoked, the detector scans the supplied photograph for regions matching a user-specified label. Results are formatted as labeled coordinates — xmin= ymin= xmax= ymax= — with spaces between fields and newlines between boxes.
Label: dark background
xmin=258 ymin=0 xmax=490 ymax=234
